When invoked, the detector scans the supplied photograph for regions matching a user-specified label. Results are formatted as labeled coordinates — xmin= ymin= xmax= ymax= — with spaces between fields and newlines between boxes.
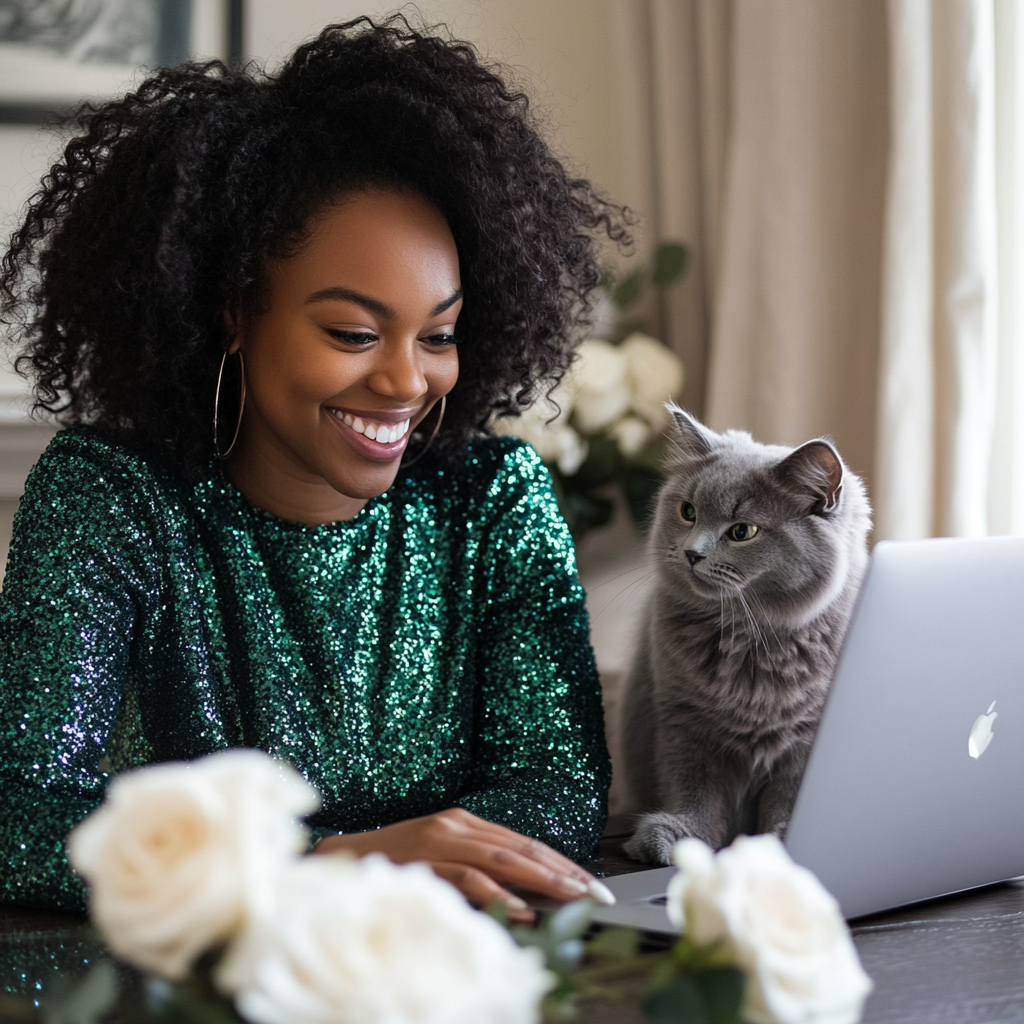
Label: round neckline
xmin=209 ymin=461 xmax=386 ymax=534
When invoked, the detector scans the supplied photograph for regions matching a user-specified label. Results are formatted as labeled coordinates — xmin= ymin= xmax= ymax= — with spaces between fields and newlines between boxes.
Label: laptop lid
xmin=784 ymin=535 xmax=1024 ymax=919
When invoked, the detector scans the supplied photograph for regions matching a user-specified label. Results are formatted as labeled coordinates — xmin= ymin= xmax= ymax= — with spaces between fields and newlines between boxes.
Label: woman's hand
xmin=311 ymin=808 xmax=613 ymax=922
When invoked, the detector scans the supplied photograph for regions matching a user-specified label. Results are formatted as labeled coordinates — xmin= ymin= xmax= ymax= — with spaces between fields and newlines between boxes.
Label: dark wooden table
xmin=3 ymin=828 xmax=1024 ymax=1023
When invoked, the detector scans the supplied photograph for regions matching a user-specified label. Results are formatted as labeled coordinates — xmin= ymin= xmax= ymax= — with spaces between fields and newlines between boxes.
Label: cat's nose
xmin=685 ymin=550 xmax=705 ymax=567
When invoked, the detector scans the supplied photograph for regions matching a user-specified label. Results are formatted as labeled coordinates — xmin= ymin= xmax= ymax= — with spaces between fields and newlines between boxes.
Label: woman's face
xmin=227 ymin=189 xmax=462 ymax=524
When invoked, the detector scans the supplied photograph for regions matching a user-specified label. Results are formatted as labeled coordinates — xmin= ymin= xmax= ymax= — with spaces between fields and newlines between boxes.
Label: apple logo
xmin=969 ymin=701 xmax=998 ymax=759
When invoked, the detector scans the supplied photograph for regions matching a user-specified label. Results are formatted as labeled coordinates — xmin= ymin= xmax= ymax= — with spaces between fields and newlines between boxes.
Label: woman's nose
xmin=366 ymin=338 xmax=428 ymax=400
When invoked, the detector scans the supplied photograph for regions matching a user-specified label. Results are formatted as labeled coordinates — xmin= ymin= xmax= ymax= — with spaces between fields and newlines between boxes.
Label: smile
xmin=326 ymin=409 xmax=411 ymax=446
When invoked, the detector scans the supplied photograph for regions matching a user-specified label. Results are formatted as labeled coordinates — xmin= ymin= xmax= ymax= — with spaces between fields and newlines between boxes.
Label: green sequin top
xmin=0 ymin=427 xmax=609 ymax=912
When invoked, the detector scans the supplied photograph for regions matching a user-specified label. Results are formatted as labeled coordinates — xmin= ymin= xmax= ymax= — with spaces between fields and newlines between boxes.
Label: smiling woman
xmin=0 ymin=16 xmax=628 ymax=924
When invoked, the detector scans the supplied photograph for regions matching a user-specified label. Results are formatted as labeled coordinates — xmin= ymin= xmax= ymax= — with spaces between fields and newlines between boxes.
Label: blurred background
xmin=2 ymin=2 xmax=1023 ymax=808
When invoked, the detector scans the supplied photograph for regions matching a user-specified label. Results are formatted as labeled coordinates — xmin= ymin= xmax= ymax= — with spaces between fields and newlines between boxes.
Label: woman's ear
xmin=223 ymin=306 xmax=243 ymax=354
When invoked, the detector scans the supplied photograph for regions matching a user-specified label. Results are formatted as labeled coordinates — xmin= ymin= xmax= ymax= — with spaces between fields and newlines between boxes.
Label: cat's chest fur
xmin=647 ymin=584 xmax=843 ymax=767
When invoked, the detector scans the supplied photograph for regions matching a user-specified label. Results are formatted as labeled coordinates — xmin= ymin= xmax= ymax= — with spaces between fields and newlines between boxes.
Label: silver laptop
xmin=591 ymin=535 xmax=1024 ymax=932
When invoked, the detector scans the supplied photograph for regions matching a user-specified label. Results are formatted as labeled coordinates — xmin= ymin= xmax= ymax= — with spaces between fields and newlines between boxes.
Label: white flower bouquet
xmin=492 ymin=244 xmax=688 ymax=538
xmin=9 ymin=751 xmax=872 ymax=1024
xmin=59 ymin=750 xmax=552 ymax=1024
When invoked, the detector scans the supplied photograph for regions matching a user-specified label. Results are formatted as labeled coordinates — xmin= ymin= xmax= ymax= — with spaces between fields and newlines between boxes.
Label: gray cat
xmin=620 ymin=406 xmax=871 ymax=864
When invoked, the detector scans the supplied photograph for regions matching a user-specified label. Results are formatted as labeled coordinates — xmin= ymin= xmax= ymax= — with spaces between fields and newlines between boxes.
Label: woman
xmin=0 ymin=18 xmax=628 ymax=917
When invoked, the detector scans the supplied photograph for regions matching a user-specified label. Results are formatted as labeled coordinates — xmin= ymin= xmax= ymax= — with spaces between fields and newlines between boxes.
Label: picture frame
xmin=0 ymin=0 xmax=244 ymax=125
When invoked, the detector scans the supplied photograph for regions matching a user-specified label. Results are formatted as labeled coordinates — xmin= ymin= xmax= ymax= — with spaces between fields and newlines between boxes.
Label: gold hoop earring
xmin=403 ymin=394 xmax=446 ymax=468
xmin=214 ymin=349 xmax=246 ymax=460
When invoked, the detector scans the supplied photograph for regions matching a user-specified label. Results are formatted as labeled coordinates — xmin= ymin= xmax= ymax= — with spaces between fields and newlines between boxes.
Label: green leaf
xmin=643 ymin=974 xmax=709 ymax=1024
xmin=587 ymin=926 xmax=640 ymax=960
xmin=694 ymin=967 xmax=745 ymax=1024
xmin=563 ymin=491 xmax=615 ymax=538
xmin=554 ymin=939 xmax=586 ymax=970
xmin=40 ymin=962 xmax=118 ymax=1024
xmin=549 ymin=899 xmax=593 ymax=941
xmin=154 ymin=974 xmax=241 ymax=1024
xmin=572 ymin=435 xmax=622 ymax=488
xmin=651 ymin=243 xmax=689 ymax=287
xmin=613 ymin=269 xmax=647 ymax=310
xmin=484 ymin=899 xmax=510 ymax=928
xmin=622 ymin=470 xmax=664 ymax=529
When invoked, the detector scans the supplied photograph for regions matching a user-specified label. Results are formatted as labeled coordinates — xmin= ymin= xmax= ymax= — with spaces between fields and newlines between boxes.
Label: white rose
xmin=610 ymin=416 xmax=651 ymax=457
xmin=573 ymin=385 xmax=631 ymax=433
xmin=573 ymin=338 xmax=627 ymax=394
xmin=621 ymin=332 xmax=685 ymax=430
xmin=668 ymin=835 xmax=872 ymax=1024
xmin=66 ymin=750 xmax=319 ymax=980
xmin=553 ymin=425 xmax=588 ymax=475
xmin=491 ymin=388 xmax=576 ymax=464
xmin=217 ymin=855 xmax=552 ymax=1024
xmin=570 ymin=339 xmax=631 ymax=433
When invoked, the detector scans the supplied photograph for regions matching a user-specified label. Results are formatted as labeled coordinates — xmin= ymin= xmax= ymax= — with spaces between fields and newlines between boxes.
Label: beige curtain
xmin=875 ymin=0 xmax=999 ymax=540
xmin=704 ymin=0 xmax=889 ymax=497
xmin=605 ymin=0 xmax=731 ymax=419
xmin=631 ymin=0 xmax=1024 ymax=541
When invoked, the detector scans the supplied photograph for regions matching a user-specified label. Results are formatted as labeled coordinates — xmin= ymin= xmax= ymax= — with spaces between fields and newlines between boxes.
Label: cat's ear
xmin=772 ymin=440 xmax=844 ymax=516
xmin=667 ymin=404 xmax=716 ymax=461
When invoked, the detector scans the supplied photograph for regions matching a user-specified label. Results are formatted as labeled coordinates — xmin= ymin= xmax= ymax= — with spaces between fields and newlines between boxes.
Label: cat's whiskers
xmin=735 ymin=588 xmax=776 ymax=669
xmin=743 ymin=588 xmax=785 ymax=651
xmin=584 ymin=559 xmax=661 ymax=594
xmin=596 ymin=569 xmax=661 ymax=622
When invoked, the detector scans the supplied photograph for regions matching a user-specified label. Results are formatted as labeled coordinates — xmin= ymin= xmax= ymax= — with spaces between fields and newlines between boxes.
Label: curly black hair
xmin=0 ymin=15 xmax=631 ymax=480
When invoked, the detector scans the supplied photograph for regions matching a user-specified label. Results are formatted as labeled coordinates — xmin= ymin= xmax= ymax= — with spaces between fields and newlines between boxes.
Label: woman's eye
xmin=326 ymin=329 xmax=378 ymax=345
xmin=422 ymin=332 xmax=458 ymax=346
xmin=681 ymin=502 xmax=696 ymax=522
xmin=728 ymin=523 xmax=759 ymax=541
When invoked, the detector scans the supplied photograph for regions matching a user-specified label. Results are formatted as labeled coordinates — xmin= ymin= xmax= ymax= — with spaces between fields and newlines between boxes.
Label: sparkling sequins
xmin=0 ymin=428 xmax=609 ymax=916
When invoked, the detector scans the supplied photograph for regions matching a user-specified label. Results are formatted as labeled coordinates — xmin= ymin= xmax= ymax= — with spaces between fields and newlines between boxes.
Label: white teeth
xmin=330 ymin=409 xmax=411 ymax=445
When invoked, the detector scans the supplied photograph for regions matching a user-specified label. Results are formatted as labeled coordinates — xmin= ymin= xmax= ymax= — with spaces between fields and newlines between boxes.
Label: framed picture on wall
xmin=0 ymin=0 xmax=244 ymax=125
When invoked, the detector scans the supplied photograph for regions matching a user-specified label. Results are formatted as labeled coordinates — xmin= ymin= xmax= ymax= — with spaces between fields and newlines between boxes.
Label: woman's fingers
xmin=430 ymin=861 xmax=534 ymax=923
xmin=449 ymin=813 xmax=615 ymax=904
xmin=443 ymin=836 xmax=589 ymax=901
xmin=311 ymin=809 xmax=615 ymax=906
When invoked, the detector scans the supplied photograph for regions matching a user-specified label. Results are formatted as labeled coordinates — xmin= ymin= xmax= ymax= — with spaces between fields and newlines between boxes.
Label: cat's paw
xmin=623 ymin=811 xmax=705 ymax=865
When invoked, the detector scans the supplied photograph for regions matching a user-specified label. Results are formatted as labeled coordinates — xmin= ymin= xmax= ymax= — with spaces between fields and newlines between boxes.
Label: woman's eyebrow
xmin=305 ymin=287 xmax=396 ymax=318
xmin=304 ymin=286 xmax=463 ymax=319
xmin=429 ymin=288 xmax=463 ymax=316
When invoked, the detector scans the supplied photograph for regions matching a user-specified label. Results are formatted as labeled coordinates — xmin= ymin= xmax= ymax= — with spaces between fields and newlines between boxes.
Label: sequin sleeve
xmin=0 ymin=438 xmax=157 ymax=911
xmin=455 ymin=445 xmax=610 ymax=862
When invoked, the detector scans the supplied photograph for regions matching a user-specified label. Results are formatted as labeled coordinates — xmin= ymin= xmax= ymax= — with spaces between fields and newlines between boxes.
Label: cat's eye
xmin=680 ymin=502 xmax=696 ymax=522
xmin=727 ymin=523 xmax=759 ymax=542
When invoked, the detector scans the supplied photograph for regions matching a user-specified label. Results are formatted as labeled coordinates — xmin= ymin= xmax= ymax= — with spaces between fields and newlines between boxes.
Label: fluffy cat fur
xmin=620 ymin=407 xmax=871 ymax=864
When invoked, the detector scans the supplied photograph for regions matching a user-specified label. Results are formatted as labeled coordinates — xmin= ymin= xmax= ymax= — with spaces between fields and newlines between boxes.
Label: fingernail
xmin=561 ymin=876 xmax=588 ymax=896
xmin=505 ymin=895 xmax=529 ymax=912
xmin=588 ymin=879 xmax=616 ymax=906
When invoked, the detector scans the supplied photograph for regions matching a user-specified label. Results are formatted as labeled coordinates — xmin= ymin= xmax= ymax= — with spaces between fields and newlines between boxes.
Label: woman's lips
xmin=325 ymin=407 xmax=413 ymax=462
